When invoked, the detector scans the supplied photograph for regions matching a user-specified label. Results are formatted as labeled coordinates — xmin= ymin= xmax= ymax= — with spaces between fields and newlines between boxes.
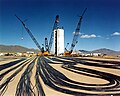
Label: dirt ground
xmin=1 ymin=56 xmax=120 ymax=96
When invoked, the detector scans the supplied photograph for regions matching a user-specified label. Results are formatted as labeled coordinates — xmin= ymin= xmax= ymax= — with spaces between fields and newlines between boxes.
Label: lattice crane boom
xmin=48 ymin=15 xmax=59 ymax=53
xmin=15 ymin=15 xmax=42 ymax=52
xmin=65 ymin=43 xmax=69 ymax=51
xmin=45 ymin=38 xmax=49 ymax=51
xmin=70 ymin=8 xmax=87 ymax=53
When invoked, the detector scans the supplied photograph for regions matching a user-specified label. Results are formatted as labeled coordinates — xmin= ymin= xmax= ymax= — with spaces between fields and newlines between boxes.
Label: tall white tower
xmin=53 ymin=28 xmax=64 ymax=56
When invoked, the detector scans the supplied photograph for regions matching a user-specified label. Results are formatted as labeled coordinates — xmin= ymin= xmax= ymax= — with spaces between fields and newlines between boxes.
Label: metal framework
xmin=65 ymin=43 xmax=69 ymax=51
xmin=70 ymin=8 xmax=87 ymax=53
xmin=48 ymin=15 xmax=59 ymax=53
xmin=15 ymin=15 xmax=42 ymax=52
xmin=45 ymin=38 xmax=49 ymax=51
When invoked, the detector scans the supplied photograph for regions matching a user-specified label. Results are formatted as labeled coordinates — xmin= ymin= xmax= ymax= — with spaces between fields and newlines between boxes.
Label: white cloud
xmin=80 ymin=34 xmax=97 ymax=38
xmin=112 ymin=32 xmax=120 ymax=36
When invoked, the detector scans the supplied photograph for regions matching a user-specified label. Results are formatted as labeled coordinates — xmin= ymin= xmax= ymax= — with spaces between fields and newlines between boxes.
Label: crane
xmin=43 ymin=38 xmax=49 ymax=56
xmin=64 ymin=8 xmax=87 ymax=56
xmin=15 ymin=15 xmax=44 ymax=54
xmin=48 ymin=15 xmax=59 ymax=53
xmin=45 ymin=38 xmax=49 ymax=51
xmin=65 ymin=43 xmax=69 ymax=52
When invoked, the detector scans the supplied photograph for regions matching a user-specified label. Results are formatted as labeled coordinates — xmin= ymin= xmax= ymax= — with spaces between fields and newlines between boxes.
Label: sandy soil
xmin=1 ymin=57 xmax=35 ymax=96
xmin=0 ymin=56 xmax=26 ymax=65
xmin=1 ymin=56 xmax=120 ymax=96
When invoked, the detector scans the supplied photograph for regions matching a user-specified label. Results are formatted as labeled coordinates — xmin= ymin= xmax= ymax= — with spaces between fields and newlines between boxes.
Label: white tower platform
xmin=53 ymin=28 xmax=64 ymax=56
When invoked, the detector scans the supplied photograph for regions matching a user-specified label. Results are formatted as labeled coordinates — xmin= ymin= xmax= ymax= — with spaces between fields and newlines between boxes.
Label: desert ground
xmin=0 ymin=56 xmax=120 ymax=96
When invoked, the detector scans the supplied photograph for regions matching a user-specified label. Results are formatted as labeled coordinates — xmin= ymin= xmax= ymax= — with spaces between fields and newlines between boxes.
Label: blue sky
xmin=0 ymin=0 xmax=120 ymax=51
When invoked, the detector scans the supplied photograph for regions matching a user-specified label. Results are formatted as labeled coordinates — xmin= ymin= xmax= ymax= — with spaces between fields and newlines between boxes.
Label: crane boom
xmin=70 ymin=8 xmax=87 ymax=53
xmin=15 ymin=15 xmax=42 ymax=51
xmin=65 ymin=43 xmax=69 ymax=51
xmin=48 ymin=15 xmax=59 ymax=53
xmin=45 ymin=38 xmax=49 ymax=51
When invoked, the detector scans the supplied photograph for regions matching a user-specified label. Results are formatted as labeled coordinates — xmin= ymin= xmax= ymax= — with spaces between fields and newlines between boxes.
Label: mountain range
xmin=79 ymin=48 xmax=120 ymax=56
xmin=0 ymin=45 xmax=39 ymax=53
xmin=0 ymin=45 xmax=120 ymax=56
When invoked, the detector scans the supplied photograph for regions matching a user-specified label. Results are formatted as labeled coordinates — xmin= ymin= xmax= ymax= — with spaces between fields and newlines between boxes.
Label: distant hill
xmin=0 ymin=45 xmax=39 ymax=53
xmin=1 ymin=45 xmax=120 ymax=56
xmin=79 ymin=48 xmax=120 ymax=56
xmin=91 ymin=48 xmax=120 ymax=56
xmin=79 ymin=50 xmax=89 ymax=53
